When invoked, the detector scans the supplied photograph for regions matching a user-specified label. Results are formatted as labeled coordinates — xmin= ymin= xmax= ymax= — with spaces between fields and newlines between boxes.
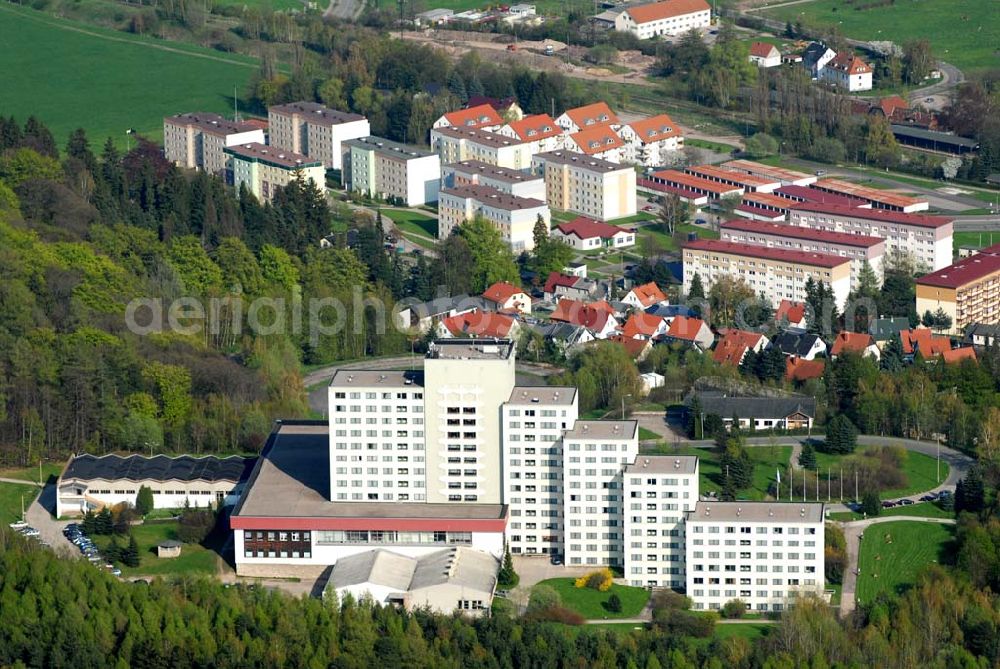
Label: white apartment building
xmin=496 ymin=114 xmax=566 ymax=154
xmin=162 ymin=113 xmax=264 ymax=181
xmin=532 ymin=150 xmax=637 ymax=221
xmin=503 ymin=386 xmax=579 ymax=557
xmin=617 ymin=114 xmax=684 ymax=167
xmin=430 ymin=126 xmax=538 ymax=170
xmin=443 ymin=160 xmax=546 ymax=200
xmin=268 ymin=101 xmax=370 ymax=170
xmin=719 ymin=218 xmax=886 ymax=289
xmin=819 ymin=54 xmax=873 ymax=92
xmin=788 ymin=203 xmax=953 ymax=271
xmin=438 ymin=184 xmax=551 ymax=252
xmin=686 ymin=502 xmax=825 ymax=613
xmin=344 ymin=136 xmax=441 ymax=206
xmin=562 ymin=420 xmax=638 ymax=567
xmin=225 ymin=143 xmax=325 ymax=203
xmin=623 ymin=456 xmax=699 ymax=589
xmin=683 ymin=239 xmax=852 ymax=311
xmin=613 ymin=0 xmax=711 ymax=39
xmin=555 ymin=102 xmax=621 ymax=135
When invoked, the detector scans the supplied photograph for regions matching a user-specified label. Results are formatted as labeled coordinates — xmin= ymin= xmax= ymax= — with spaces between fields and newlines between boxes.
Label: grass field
xmin=955 ymin=231 xmax=1000 ymax=253
xmin=536 ymin=578 xmax=650 ymax=619
xmin=0 ymin=4 xmax=256 ymax=146
xmin=0 ymin=483 xmax=38 ymax=525
xmin=212 ymin=0 xmax=306 ymax=11
xmin=0 ymin=463 xmax=64 ymax=485
xmin=654 ymin=445 xmax=794 ymax=500
xmin=382 ymin=209 xmax=439 ymax=239
xmin=761 ymin=0 xmax=999 ymax=73
xmin=856 ymin=521 xmax=954 ymax=603
xmin=812 ymin=448 xmax=948 ymax=499
xmin=92 ymin=520 xmax=220 ymax=577
xmin=411 ymin=0 xmax=592 ymax=15
xmin=712 ymin=622 xmax=774 ymax=642
xmin=828 ymin=500 xmax=952 ymax=521
xmin=635 ymin=222 xmax=719 ymax=253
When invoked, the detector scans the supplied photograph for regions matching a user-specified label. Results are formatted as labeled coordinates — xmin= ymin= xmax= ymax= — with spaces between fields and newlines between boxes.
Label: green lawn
xmin=92 ymin=520 xmax=220 ymax=577
xmin=0 ymin=463 xmax=64 ymax=485
xmin=536 ymin=578 xmax=650 ymax=620
xmin=382 ymin=209 xmax=438 ymax=240
xmin=0 ymin=4 xmax=256 ymax=146
xmin=856 ymin=521 xmax=954 ymax=603
xmin=638 ymin=427 xmax=662 ymax=441
xmin=412 ymin=0 xmax=592 ymax=15
xmin=686 ymin=138 xmax=740 ymax=154
xmin=212 ymin=0 xmax=306 ymax=11
xmin=712 ymin=622 xmax=774 ymax=642
xmin=652 ymin=445 xmax=793 ymax=500
xmin=635 ymin=222 xmax=718 ymax=253
xmin=812 ymin=448 xmax=948 ymax=500
xmin=0 ymin=482 xmax=38 ymax=525
xmin=955 ymin=231 xmax=1000 ymax=254
xmin=762 ymin=0 xmax=999 ymax=73
xmin=828 ymin=500 xmax=952 ymax=522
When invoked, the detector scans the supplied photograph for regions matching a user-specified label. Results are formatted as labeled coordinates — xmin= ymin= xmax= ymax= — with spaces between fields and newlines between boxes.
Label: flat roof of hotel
xmin=448 ymin=160 xmax=541 ymax=183
xmin=564 ymin=420 xmax=638 ymax=440
xmin=165 ymin=112 xmax=261 ymax=136
xmin=533 ymin=150 xmax=628 ymax=173
xmin=269 ymin=101 xmax=366 ymax=126
xmin=683 ymin=239 xmax=851 ymax=268
xmin=789 ymin=201 xmax=952 ymax=228
xmin=688 ymin=501 xmax=825 ymax=523
xmin=232 ymin=423 xmax=507 ymax=521
xmin=625 ymin=455 xmax=698 ymax=475
xmin=720 ymin=218 xmax=884 ymax=248
xmin=507 ymin=385 xmax=578 ymax=406
xmin=812 ymin=178 xmax=927 ymax=209
xmin=917 ymin=248 xmax=1000 ymax=289
xmin=330 ymin=370 xmax=425 ymax=388
xmin=223 ymin=142 xmax=321 ymax=168
xmin=440 ymin=184 xmax=545 ymax=211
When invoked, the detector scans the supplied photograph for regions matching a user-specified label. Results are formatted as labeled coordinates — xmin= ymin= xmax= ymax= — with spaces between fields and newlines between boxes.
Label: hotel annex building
xmin=230 ymin=339 xmax=824 ymax=612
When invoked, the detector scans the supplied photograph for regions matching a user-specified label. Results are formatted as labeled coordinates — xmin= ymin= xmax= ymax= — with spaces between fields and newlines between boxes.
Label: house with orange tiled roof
xmin=564 ymin=125 xmax=626 ymax=163
xmin=621 ymin=312 xmax=668 ymax=340
xmin=607 ymin=334 xmax=653 ymax=361
xmin=617 ymin=114 xmax=684 ymax=167
xmin=551 ymin=298 xmax=619 ymax=338
xmin=712 ymin=329 xmax=769 ymax=366
xmin=437 ymin=310 xmax=519 ymax=339
xmin=432 ymin=103 xmax=504 ymax=132
xmin=482 ymin=281 xmax=532 ymax=314
xmin=555 ymin=102 xmax=620 ymax=134
xmin=496 ymin=114 xmax=565 ymax=153
xmin=785 ymin=356 xmax=825 ymax=382
xmin=942 ymin=347 xmax=977 ymax=365
xmin=749 ymin=42 xmax=781 ymax=68
xmin=622 ymin=282 xmax=668 ymax=310
xmin=775 ymin=300 xmax=807 ymax=329
xmin=830 ymin=331 xmax=880 ymax=360
xmin=899 ymin=328 xmax=951 ymax=359
xmin=820 ymin=53 xmax=873 ymax=92
xmin=662 ymin=315 xmax=714 ymax=350
xmin=613 ymin=0 xmax=710 ymax=39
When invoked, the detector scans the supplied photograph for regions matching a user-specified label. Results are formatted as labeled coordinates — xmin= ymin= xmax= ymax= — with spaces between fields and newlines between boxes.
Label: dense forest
xmin=3 ymin=515 xmax=1000 ymax=669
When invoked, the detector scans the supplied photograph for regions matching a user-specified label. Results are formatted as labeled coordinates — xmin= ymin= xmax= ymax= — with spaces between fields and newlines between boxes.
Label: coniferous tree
xmin=799 ymin=443 xmax=817 ymax=470
xmin=122 ymin=534 xmax=141 ymax=568
xmin=96 ymin=507 xmax=113 ymax=535
xmin=881 ymin=336 xmax=905 ymax=372
xmin=135 ymin=486 xmax=154 ymax=517
xmin=687 ymin=272 xmax=705 ymax=300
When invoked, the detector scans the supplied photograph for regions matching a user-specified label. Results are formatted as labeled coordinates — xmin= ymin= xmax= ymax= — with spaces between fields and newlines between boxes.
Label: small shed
xmin=157 ymin=540 xmax=182 ymax=559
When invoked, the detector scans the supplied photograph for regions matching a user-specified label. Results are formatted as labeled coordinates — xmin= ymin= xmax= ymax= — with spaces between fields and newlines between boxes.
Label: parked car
xmin=111 ymin=568 xmax=122 ymax=577
xmin=881 ymin=501 xmax=896 ymax=508
xmin=642 ymin=204 xmax=654 ymax=211
xmin=9 ymin=521 xmax=28 ymax=530
xmin=550 ymin=554 xmax=563 ymax=565
xmin=694 ymin=218 xmax=707 ymax=225
xmin=919 ymin=495 xmax=934 ymax=502
xmin=815 ymin=170 xmax=826 ymax=176
xmin=899 ymin=499 xmax=914 ymax=505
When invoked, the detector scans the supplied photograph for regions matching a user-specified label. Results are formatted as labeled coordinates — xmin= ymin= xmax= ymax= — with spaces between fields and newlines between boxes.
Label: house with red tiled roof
xmin=543 ymin=271 xmax=598 ymax=301
xmin=713 ymin=329 xmax=769 ymax=366
xmin=942 ymin=347 xmax=977 ymax=365
xmin=830 ymin=331 xmax=880 ymax=360
xmin=437 ymin=311 xmax=519 ymax=339
xmin=613 ymin=0 xmax=710 ymax=39
xmin=565 ymin=125 xmax=626 ymax=162
xmin=621 ymin=312 xmax=668 ymax=340
xmin=749 ymin=42 xmax=781 ymax=68
xmin=785 ymin=356 xmax=825 ymax=382
xmin=662 ymin=315 xmax=714 ymax=350
xmin=482 ymin=281 xmax=532 ymax=314
xmin=621 ymin=282 xmax=668 ymax=310
xmin=496 ymin=114 xmax=565 ymax=152
xmin=551 ymin=298 xmax=619 ymax=338
xmin=899 ymin=328 xmax=951 ymax=359
xmin=432 ymin=103 xmax=504 ymax=132
xmin=466 ymin=96 xmax=523 ymax=123
xmin=554 ymin=102 xmax=620 ymax=134
xmin=608 ymin=334 xmax=653 ymax=361
xmin=876 ymin=95 xmax=908 ymax=119
xmin=820 ymin=53 xmax=873 ymax=92
xmin=552 ymin=217 xmax=635 ymax=251
xmin=775 ymin=300 xmax=807 ymax=329
xmin=617 ymin=114 xmax=683 ymax=166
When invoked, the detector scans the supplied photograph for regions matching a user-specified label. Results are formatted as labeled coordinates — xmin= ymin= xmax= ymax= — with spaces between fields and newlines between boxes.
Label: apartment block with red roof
xmin=621 ymin=281 xmax=668 ymax=310
xmin=564 ymin=125 xmax=627 ymax=163
xmin=613 ymin=0 xmax=710 ymax=39
xmin=719 ymin=218 xmax=886 ymax=290
xmin=554 ymin=102 xmax=621 ymax=134
xmin=617 ymin=114 xmax=684 ymax=167
xmin=788 ymin=202 xmax=952 ymax=271
xmin=552 ymin=217 xmax=635 ymax=251
xmin=819 ymin=53 xmax=873 ymax=92
xmin=916 ymin=245 xmax=1000 ymax=334
xmin=682 ymin=239 xmax=852 ymax=311
xmin=748 ymin=42 xmax=781 ymax=68
xmin=712 ymin=329 xmax=769 ymax=366
xmin=482 ymin=281 xmax=532 ymax=314
xmin=432 ymin=103 xmax=505 ymax=132
xmin=495 ymin=114 xmax=566 ymax=153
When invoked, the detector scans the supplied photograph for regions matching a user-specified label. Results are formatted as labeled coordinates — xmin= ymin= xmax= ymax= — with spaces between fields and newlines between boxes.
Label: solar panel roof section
xmin=63 ymin=454 xmax=255 ymax=483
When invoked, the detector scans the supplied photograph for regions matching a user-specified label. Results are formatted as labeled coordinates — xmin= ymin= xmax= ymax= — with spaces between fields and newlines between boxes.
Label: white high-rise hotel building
xmin=314 ymin=338 xmax=824 ymax=611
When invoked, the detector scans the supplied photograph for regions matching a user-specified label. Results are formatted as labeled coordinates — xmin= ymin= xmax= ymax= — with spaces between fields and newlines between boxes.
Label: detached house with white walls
xmin=819 ymin=53 xmax=873 ymax=92
xmin=613 ymin=0 xmax=711 ymax=39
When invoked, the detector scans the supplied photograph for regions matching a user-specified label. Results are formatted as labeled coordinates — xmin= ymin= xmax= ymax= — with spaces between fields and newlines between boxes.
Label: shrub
xmin=524 ymin=606 xmax=586 ymax=626
xmin=861 ymin=488 xmax=881 ymax=517
xmin=528 ymin=584 xmax=562 ymax=612
xmin=177 ymin=508 xmax=217 ymax=544
xmin=651 ymin=589 xmax=692 ymax=612
xmin=606 ymin=593 xmax=623 ymax=613
xmin=721 ymin=599 xmax=746 ymax=619
xmin=575 ymin=568 xmax=614 ymax=592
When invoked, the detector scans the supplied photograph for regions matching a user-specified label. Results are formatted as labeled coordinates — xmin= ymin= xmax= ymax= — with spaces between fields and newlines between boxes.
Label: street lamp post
xmin=621 ymin=393 xmax=632 ymax=420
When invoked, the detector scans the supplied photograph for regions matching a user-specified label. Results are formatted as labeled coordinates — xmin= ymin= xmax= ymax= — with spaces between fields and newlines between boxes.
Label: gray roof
xmin=330 ymin=370 xmax=424 ymax=388
xmin=62 ymin=454 xmax=253 ymax=484
xmin=870 ymin=317 xmax=911 ymax=341
xmin=427 ymin=338 xmax=515 ymax=360
xmin=802 ymin=42 xmax=833 ymax=67
xmin=891 ymin=125 xmax=980 ymax=149
xmin=564 ymin=420 xmax=637 ymax=440
xmin=693 ymin=392 xmax=816 ymax=420
xmin=771 ymin=330 xmax=824 ymax=357
xmin=407 ymin=295 xmax=488 ymax=318
xmin=329 ymin=549 xmax=417 ymax=591
xmin=533 ymin=322 xmax=593 ymax=344
xmin=533 ymin=150 xmax=627 ymax=173
xmin=158 ymin=540 xmax=183 ymax=548
xmin=345 ymin=136 xmax=435 ymax=159
xmin=447 ymin=160 xmax=541 ymax=184
xmin=269 ymin=101 xmax=366 ymax=126
xmin=625 ymin=455 xmax=698 ymax=475
xmin=507 ymin=385 xmax=578 ymax=405
xmin=965 ymin=322 xmax=1000 ymax=342
xmin=688 ymin=501 xmax=825 ymax=523
xmin=409 ymin=547 xmax=499 ymax=593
